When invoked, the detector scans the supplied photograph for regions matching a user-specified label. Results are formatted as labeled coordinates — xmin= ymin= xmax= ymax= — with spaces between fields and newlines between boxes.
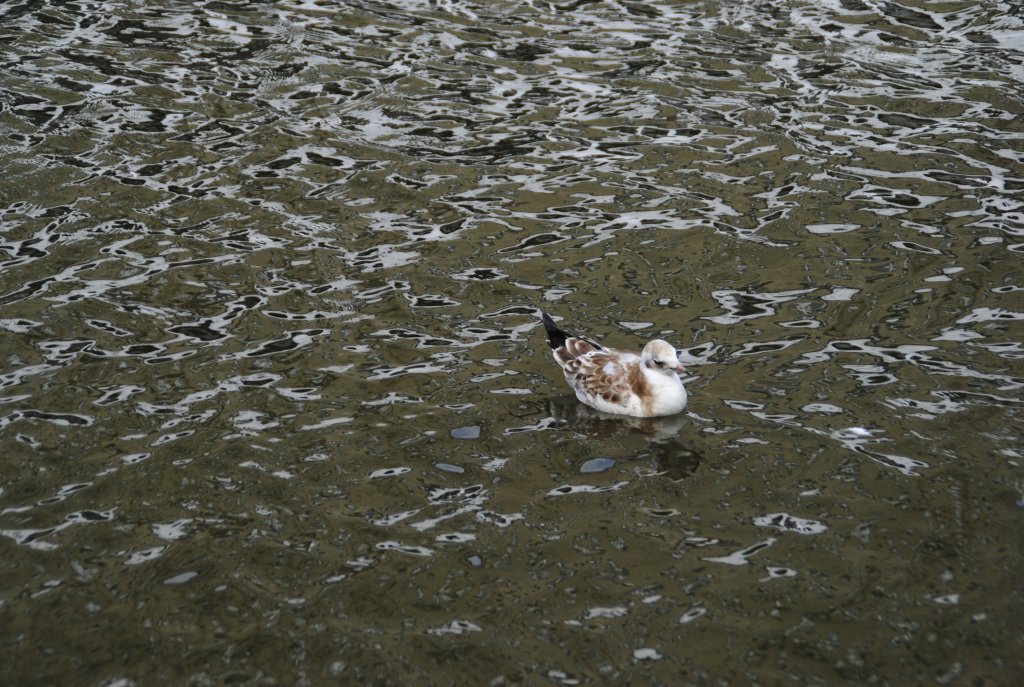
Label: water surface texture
xmin=2 ymin=0 xmax=1023 ymax=684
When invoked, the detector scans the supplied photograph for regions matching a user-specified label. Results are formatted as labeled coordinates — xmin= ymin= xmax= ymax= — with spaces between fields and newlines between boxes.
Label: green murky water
xmin=2 ymin=1 xmax=1022 ymax=684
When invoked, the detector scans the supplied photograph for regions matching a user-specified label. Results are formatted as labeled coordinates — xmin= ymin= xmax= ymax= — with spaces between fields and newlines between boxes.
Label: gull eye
xmin=654 ymin=359 xmax=664 ymax=368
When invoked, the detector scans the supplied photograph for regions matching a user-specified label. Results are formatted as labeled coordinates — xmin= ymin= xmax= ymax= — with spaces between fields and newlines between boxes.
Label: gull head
xmin=641 ymin=339 xmax=686 ymax=375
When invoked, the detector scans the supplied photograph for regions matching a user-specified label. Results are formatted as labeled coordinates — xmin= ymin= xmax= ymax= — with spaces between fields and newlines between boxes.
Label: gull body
xmin=540 ymin=312 xmax=688 ymax=418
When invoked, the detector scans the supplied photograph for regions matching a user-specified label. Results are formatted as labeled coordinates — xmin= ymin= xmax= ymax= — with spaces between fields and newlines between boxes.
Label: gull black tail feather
xmin=540 ymin=311 xmax=570 ymax=351
xmin=540 ymin=312 xmax=608 ymax=353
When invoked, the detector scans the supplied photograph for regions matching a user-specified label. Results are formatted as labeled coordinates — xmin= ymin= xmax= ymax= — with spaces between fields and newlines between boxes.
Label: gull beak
xmin=675 ymin=363 xmax=687 ymax=374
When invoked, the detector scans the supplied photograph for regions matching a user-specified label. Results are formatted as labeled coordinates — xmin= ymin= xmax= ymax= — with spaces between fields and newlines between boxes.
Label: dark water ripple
xmin=1 ymin=0 xmax=1023 ymax=684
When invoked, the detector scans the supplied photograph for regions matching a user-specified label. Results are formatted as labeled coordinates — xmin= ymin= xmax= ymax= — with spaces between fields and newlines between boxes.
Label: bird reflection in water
xmin=543 ymin=396 xmax=703 ymax=481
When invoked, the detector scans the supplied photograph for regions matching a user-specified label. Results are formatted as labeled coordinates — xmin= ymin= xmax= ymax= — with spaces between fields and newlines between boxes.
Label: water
xmin=2 ymin=0 xmax=1022 ymax=684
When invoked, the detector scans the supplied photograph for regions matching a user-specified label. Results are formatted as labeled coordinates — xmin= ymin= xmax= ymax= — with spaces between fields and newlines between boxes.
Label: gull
xmin=540 ymin=312 xmax=688 ymax=418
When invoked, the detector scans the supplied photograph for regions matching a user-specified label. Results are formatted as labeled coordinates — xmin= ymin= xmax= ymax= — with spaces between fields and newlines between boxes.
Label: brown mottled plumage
xmin=541 ymin=312 xmax=688 ymax=418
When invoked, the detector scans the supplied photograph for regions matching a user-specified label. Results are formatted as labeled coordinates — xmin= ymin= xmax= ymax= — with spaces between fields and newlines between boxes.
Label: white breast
xmin=640 ymin=367 xmax=688 ymax=416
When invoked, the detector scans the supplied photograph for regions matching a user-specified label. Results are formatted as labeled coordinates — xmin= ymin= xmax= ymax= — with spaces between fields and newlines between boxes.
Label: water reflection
xmin=1 ymin=0 xmax=1023 ymax=684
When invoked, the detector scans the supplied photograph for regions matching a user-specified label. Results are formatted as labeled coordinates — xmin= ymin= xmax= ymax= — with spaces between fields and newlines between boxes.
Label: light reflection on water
xmin=1 ymin=0 xmax=1023 ymax=684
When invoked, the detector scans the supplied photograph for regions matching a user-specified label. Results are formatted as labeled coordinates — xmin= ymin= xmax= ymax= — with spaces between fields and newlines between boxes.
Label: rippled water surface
xmin=2 ymin=0 xmax=1023 ymax=684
